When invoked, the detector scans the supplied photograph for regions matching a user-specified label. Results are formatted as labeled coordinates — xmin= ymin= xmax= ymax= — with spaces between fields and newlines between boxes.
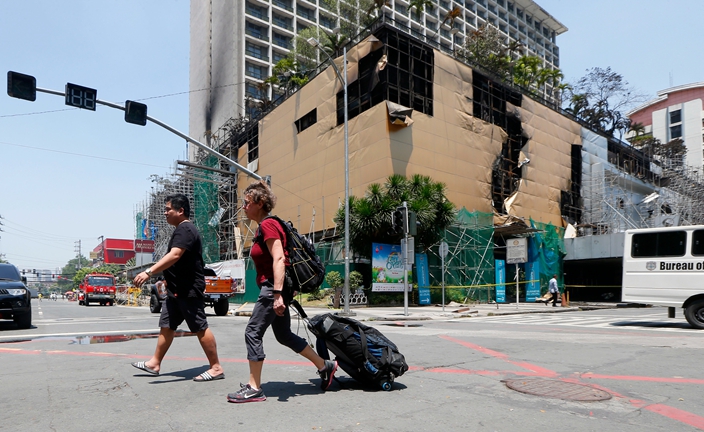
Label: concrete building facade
xmin=189 ymin=0 xmax=566 ymax=155
xmin=628 ymin=83 xmax=704 ymax=171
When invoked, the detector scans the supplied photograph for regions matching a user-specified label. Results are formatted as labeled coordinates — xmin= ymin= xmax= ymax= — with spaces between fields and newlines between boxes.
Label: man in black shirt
xmin=131 ymin=194 xmax=225 ymax=382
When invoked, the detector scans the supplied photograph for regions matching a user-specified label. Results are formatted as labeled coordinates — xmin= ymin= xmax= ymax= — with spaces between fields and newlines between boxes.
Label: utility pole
xmin=98 ymin=235 xmax=104 ymax=263
xmin=75 ymin=240 xmax=82 ymax=270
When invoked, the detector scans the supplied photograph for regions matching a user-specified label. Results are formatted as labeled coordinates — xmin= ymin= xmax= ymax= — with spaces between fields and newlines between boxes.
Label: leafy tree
xmin=630 ymin=135 xmax=687 ymax=167
xmin=59 ymin=256 xmax=91 ymax=281
xmin=0 ymin=254 xmax=6 ymax=263
xmin=456 ymin=23 xmax=513 ymax=78
xmin=456 ymin=24 xmax=563 ymax=100
xmin=564 ymin=67 xmax=647 ymax=138
xmin=349 ymin=270 xmax=364 ymax=289
xmin=334 ymin=174 xmax=456 ymax=259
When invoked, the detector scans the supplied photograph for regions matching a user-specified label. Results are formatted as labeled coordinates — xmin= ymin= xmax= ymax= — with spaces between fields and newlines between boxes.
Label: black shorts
xmin=159 ymin=296 xmax=209 ymax=333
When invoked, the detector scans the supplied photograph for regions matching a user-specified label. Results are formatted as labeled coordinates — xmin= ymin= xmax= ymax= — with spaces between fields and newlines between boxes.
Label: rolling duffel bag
xmin=291 ymin=300 xmax=408 ymax=391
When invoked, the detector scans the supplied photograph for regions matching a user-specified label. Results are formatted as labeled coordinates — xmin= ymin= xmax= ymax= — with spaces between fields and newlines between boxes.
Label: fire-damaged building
xmin=177 ymin=20 xmax=704 ymax=302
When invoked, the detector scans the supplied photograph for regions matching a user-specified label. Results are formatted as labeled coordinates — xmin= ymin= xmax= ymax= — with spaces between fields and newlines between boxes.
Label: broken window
xmin=561 ymin=144 xmax=582 ymax=225
xmin=231 ymin=122 xmax=259 ymax=163
xmin=336 ymin=27 xmax=434 ymax=125
xmin=473 ymin=71 xmax=525 ymax=214
xmin=294 ymin=108 xmax=317 ymax=133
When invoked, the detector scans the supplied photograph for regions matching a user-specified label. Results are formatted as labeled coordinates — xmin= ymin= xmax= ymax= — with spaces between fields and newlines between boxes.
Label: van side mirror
xmin=21 ymin=276 xmax=27 ymax=284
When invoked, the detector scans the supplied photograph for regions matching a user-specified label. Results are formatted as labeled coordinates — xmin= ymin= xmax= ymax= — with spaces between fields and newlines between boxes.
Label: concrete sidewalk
xmin=231 ymin=300 xmax=617 ymax=321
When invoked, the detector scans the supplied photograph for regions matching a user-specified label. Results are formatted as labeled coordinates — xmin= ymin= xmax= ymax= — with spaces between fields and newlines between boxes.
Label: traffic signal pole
xmin=31 ymin=84 xmax=262 ymax=181
xmin=402 ymin=201 xmax=409 ymax=317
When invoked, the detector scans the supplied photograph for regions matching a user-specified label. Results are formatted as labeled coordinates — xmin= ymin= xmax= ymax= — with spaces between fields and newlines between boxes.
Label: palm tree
xmin=335 ymin=175 xmax=457 ymax=259
xmin=321 ymin=32 xmax=349 ymax=58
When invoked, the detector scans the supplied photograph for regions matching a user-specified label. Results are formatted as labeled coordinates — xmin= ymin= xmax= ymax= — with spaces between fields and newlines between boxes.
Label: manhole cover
xmin=503 ymin=379 xmax=612 ymax=401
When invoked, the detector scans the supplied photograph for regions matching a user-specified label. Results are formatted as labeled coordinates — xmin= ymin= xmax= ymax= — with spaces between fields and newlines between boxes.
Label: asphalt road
xmin=2 ymin=300 xmax=704 ymax=431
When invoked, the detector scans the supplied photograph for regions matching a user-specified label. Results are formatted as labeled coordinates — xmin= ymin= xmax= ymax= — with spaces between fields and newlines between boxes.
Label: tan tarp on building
xmin=237 ymin=36 xmax=581 ymax=234
xmin=506 ymin=98 xmax=582 ymax=226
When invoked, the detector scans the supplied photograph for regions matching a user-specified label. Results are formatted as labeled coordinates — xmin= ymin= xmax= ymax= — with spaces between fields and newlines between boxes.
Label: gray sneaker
xmin=227 ymin=383 xmax=266 ymax=403
xmin=318 ymin=360 xmax=338 ymax=391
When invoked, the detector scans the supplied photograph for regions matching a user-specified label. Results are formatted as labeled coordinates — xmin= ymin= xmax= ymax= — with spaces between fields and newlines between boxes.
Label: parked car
xmin=0 ymin=263 xmax=32 ymax=329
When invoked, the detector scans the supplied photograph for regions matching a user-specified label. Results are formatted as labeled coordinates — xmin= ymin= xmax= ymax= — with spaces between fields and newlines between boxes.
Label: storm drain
xmin=503 ymin=378 xmax=612 ymax=402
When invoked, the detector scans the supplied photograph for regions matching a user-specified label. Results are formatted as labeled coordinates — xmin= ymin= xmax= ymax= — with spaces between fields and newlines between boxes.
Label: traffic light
xmin=125 ymin=100 xmax=148 ymax=126
xmin=407 ymin=210 xmax=417 ymax=236
xmin=7 ymin=71 xmax=36 ymax=101
xmin=392 ymin=208 xmax=405 ymax=235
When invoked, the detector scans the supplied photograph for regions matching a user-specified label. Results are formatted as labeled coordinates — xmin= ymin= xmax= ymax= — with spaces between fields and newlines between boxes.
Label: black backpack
xmin=255 ymin=215 xmax=325 ymax=293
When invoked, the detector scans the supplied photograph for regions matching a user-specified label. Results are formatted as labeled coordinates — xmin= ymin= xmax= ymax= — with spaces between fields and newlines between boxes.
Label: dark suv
xmin=0 ymin=263 xmax=32 ymax=329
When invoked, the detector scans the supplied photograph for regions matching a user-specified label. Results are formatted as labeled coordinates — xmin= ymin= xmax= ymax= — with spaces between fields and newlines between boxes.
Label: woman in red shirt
xmin=228 ymin=181 xmax=337 ymax=403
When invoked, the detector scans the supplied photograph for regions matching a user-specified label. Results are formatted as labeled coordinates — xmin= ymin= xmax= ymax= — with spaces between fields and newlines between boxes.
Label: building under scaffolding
xmin=133 ymin=18 xmax=703 ymax=305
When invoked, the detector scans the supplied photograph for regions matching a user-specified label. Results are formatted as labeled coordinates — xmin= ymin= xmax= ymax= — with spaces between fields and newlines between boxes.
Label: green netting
xmin=422 ymin=208 xmax=495 ymax=303
xmin=193 ymin=155 xmax=220 ymax=264
xmin=307 ymin=208 xmax=496 ymax=304
xmin=529 ymin=219 xmax=566 ymax=294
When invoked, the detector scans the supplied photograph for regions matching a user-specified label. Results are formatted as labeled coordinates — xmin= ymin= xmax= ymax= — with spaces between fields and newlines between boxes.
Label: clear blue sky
xmin=537 ymin=0 xmax=704 ymax=99
xmin=1 ymin=0 xmax=702 ymax=272
xmin=1 ymin=1 xmax=190 ymax=272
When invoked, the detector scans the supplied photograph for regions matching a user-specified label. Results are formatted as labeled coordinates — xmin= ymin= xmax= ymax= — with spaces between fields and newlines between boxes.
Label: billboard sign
xmin=372 ymin=243 xmax=411 ymax=292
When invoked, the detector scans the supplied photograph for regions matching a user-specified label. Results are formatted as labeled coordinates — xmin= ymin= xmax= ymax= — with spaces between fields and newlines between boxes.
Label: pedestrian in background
xmin=546 ymin=274 xmax=560 ymax=307
xmin=131 ymin=193 xmax=225 ymax=382
xmin=228 ymin=181 xmax=336 ymax=403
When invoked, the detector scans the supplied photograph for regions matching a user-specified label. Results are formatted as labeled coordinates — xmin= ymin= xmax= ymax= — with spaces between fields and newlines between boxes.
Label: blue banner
xmin=495 ymin=259 xmax=506 ymax=303
xmin=416 ymin=253 xmax=430 ymax=305
xmin=525 ymin=260 xmax=540 ymax=302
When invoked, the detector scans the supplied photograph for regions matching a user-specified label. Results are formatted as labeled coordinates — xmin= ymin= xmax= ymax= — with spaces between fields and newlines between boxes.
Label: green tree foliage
xmin=457 ymin=23 xmax=512 ymax=78
xmin=565 ymin=67 xmax=647 ymax=138
xmin=349 ymin=270 xmax=364 ymax=289
xmin=59 ymin=256 xmax=92 ymax=284
xmin=324 ymin=270 xmax=344 ymax=289
xmin=334 ymin=174 xmax=456 ymax=259
xmin=456 ymin=24 xmax=563 ymax=98
xmin=629 ymin=123 xmax=687 ymax=165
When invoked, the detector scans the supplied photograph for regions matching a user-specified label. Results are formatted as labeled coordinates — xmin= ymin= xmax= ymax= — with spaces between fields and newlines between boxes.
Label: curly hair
xmin=243 ymin=181 xmax=276 ymax=213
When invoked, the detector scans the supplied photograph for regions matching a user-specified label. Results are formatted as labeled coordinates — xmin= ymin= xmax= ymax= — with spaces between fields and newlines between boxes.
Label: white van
xmin=622 ymin=225 xmax=704 ymax=329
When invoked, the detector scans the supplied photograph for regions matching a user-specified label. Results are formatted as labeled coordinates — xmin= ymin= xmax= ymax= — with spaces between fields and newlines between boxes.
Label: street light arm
xmin=35 ymin=87 xmax=262 ymax=181
xmin=307 ymin=39 xmax=345 ymax=87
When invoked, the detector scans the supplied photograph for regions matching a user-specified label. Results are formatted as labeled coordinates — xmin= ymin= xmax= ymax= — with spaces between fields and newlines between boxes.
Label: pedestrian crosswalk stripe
xmin=469 ymin=313 xmax=701 ymax=332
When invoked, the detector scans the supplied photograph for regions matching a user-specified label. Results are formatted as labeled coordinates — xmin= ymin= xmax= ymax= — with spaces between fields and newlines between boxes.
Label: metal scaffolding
xmin=579 ymin=151 xmax=704 ymax=236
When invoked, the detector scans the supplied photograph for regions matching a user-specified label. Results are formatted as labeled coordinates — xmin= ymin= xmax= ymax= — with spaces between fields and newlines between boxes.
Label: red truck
xmin=78 ymin=273 xmax=116 ymax=306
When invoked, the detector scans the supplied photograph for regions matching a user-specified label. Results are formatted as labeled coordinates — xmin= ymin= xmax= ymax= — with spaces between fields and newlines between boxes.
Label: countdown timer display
xmin=65 ymin=83 xmax=97 ymax=110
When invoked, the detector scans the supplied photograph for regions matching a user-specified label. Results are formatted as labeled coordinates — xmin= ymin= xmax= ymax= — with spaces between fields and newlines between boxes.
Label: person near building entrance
xmin=130 ymin=193 xmax=225 ymax=382
xmin=227 ymin=181 xmax=336 ymax=403
xmin=546 ymin=274 xmax=560 ymax=307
